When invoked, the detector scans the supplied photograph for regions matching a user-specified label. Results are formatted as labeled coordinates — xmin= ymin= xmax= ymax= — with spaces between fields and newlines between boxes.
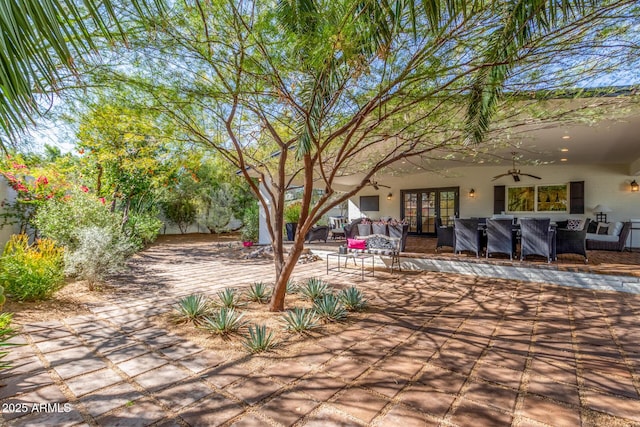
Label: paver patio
xmin=1 ymin=236 xmax=640 ymax=426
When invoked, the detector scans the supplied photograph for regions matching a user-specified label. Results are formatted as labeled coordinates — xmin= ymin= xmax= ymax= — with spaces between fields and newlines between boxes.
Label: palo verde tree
xmin=85 ymin=0 xmax=638 ymax=311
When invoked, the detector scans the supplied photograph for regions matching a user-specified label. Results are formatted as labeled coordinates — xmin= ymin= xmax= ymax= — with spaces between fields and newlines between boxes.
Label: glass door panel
xmin=439 ymin=190 xmax=457 ymax=226
xmin=421 ymin=192 xmax=436 ymax=234
xmin=404 ymin=193 xmax=418 ymax=233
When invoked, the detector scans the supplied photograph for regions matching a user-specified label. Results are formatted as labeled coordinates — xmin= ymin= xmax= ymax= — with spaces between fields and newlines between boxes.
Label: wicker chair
xmin=485 ymin=218 xmax=515 ymax=260
xmin=454 ymin=218 xmax=481 ymax=257
xmin=556 ymin=219 xmax=590 ymax=263
xmin=305 ymin=226 xmax=329 ymax=243
xmin=520 ymin=218 xmax=555 ymax=262
xmin=435 ymin=217 xmax=454 ymax=252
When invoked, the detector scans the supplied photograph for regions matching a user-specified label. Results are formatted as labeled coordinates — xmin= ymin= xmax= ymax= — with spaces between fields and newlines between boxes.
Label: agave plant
xmin=338 ymin=287 xmax=368 ymax=311
xmin=216 ymin=288 xmax=243 ymax=308
xmin=285 ymin=280 xmax=299 ymax=294
xmin=173 ymin=294 xmax=211 ymax=324
xmin=247 ymin=282 xmax=272 ymax=303
xmin=313 ymin=294 xmax=347 ymax=322
xmin=200 ymin=308 xmax=247 ymax=335
xmin=300 ymin=277 xmax=331 ymax=301
xmin=243 ymin=324 xmax=277 ymax=353
xmin=282 ymin=308 xmax=319 ymax=333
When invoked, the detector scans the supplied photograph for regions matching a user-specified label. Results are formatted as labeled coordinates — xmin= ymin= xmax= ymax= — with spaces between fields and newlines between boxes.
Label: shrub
xmin=283 ymin=202 xmax=302 ymax=223
xmin=124 ymin=211 xmax=163 ymax=249
xmin=300 ymin=277 xmax=331 ymax=301
xmin=33 ymin=188 xmax=121 ymax=250
xmin=313 ymin=294 xmax=347 ymax=322
xmin=64 ymin=226 xmax=135 ymax=289
xmin=161 ymin=197 xmax=197 ymax=234
xmin=0 ymin=235 xmax=65 ymax=301
xmin=241 ymin=202 xmax=259 ymax=242
xmin=200 ymin=308 xmax=247 ymax=335
xmin=282 ymin=308 xmax=319 ymax=333
xmin=247 ymin=282 xmax=272 ymax=303
xmin=338 ymin=287 xmax=368 ymax=311
xmin=243 ymin=324 xmax=276 ymax=353
xmin=173 ymin=294 xmax=211 ymax=324
xmin=0 ymin=313 xmax=18 ymax=370
xmin=216 ymin=288 xmax=243 ymax=308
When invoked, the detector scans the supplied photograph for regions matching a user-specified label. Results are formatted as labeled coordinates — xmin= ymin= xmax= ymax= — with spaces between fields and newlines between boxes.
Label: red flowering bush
xmin=0 ymin=156 xmax=71 ymax=233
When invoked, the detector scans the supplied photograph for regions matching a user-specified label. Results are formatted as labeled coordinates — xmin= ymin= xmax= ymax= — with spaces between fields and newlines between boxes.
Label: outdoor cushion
xmin=608 ymin=221 xmax=623 ymax=236
xmin=566 ymin=219 xmax=585 ymax=230
xmin=347 ymin=238 xmax=366 ymax=250
xmin=596 ymin=222 xmax=609 ymax=234
xmin=366 ymin=235 xmax=397 ymax=250
xmin=586 ymin=233 xmax=619 ymax=242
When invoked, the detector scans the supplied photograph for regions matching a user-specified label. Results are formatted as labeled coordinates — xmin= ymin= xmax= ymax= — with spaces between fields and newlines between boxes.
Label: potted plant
xmin=284 ymin=202 xmax=302 ymax=241
xmin=357 ymin=218 xmax=372 ymax=236
xmin=241 ymin=202 xmax=259 ymax=246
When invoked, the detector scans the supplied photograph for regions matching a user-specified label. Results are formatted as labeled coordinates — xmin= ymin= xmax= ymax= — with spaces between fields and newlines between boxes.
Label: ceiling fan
xmin=492 ymin=153 xmax=542 ymax=182
xmin=365 ymin=179 xmax=391 ymax=190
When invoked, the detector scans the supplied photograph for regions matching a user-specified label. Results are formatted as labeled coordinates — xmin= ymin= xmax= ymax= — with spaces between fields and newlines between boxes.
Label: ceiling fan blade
xmin=492 ymin=173 xmax=510 ymax=181
xmin=520 ymin=173 xmax=542 ymax=180
xmin=373 ymin=184 xmax=379 ymax=190
xmin=379 ymin=184 xmax=391 ymax=189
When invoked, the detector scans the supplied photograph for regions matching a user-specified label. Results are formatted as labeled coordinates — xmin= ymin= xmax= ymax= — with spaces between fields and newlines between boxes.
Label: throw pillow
xmin=587 ymin=221 xmax=598 ymax=233
xmin=347 ymin=238 xmax=367 ymax=250
xmin=597 ymin=222 xmax=609 ymax=235
xmin=566 ymin=219 xmax=584 ymax=231
xmin=367 ymin=236 xmax=397 ymax=250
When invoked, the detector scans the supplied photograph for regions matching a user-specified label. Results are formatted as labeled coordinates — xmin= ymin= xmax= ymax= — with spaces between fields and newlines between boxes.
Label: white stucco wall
xmin=0 ymin=177 xmax=19 ymax=249
xmin=349 ymin=163 xmax=640 ymax=247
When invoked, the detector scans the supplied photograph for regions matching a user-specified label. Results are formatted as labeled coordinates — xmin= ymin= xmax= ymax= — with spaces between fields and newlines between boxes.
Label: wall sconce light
xmin=631 ymin=179 xmax=639 ymax=192
xmin=468 ymin=188 xmax=475 ymax=198
xmin=386 ymin=192 xmax=393 ymax=200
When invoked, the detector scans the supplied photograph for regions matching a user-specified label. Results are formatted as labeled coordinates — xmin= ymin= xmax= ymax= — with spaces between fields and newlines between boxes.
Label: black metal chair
xmin=454 ymin=218 xmax=481 ymax=257
xmin=520 ymin=218 xmax=555 ymax=262
xmin=435 ymin=217 xmax=454 ymax=252
xmin=485 ymin=218 xmax=515 ymax=260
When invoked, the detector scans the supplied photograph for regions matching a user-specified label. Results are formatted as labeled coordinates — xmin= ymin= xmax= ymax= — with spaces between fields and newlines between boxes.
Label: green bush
xmin=34 ymin=188 xmax=121 ymax=250
xmin=0 ymin=313 xmax=18 ymax=370
xmin=284 ymin=202 xmax=301 ymax=223
xmin=0 ymin=235 xmax=65 ymax=301
xmin=241 ymin=202 xmax=259 ymax=242
xmin=124 ymin=211 xmax=163 ymax=248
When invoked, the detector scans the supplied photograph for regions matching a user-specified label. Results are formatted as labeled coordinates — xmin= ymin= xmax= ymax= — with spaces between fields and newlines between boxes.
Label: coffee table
xmin=326 ymin=252 xmax=374 ymax=280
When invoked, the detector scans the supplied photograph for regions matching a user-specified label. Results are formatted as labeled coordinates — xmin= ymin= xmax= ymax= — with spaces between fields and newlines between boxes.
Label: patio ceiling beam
xmin=630 ymin=158 xmax=640 ymax=176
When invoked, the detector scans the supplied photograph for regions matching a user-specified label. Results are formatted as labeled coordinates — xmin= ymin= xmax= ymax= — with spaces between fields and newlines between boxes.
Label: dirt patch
xmin=152 ymin=291 xmax=369 ymax=368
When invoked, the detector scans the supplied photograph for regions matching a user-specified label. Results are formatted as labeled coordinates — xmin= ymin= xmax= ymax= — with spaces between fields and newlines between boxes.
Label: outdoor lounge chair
xmin=520 ymin=218 xmax=555 ymax=262
xmin=485 ymin=218 xmax=515 ymax=260
xmin=454 ymin=218 xmax=481 ymax=257
xmin=305 ymin=226 xmax=329 ymax=243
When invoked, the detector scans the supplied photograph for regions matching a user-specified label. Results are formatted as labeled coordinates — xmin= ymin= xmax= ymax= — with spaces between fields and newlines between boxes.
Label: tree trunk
xmin=269 ymin=234 xmax=305 ymax=311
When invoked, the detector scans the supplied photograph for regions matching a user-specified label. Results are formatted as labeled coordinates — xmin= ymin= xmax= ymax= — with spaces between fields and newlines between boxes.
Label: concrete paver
xmin=2 ymin=236 xmax=640 ymax=426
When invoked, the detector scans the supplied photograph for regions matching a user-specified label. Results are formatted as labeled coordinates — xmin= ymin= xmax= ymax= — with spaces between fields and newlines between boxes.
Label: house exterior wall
xmin=349 ymin=163 xmax=640 ymax=248
xmin=0 ymin=177 xmax=19 ymax=249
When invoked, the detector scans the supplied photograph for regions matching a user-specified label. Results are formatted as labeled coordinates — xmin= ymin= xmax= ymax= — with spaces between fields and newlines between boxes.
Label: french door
xmin=401 ymin=187 xmax=459 ymax=235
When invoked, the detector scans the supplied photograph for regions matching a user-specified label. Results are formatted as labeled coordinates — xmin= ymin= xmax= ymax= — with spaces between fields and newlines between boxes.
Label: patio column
xmin=258 ymin=180 xmax=272 ymax=245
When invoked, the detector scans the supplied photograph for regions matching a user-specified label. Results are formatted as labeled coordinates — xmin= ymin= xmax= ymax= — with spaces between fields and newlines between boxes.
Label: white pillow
xmin=608 ymin=221 xmax=623 ymax=236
